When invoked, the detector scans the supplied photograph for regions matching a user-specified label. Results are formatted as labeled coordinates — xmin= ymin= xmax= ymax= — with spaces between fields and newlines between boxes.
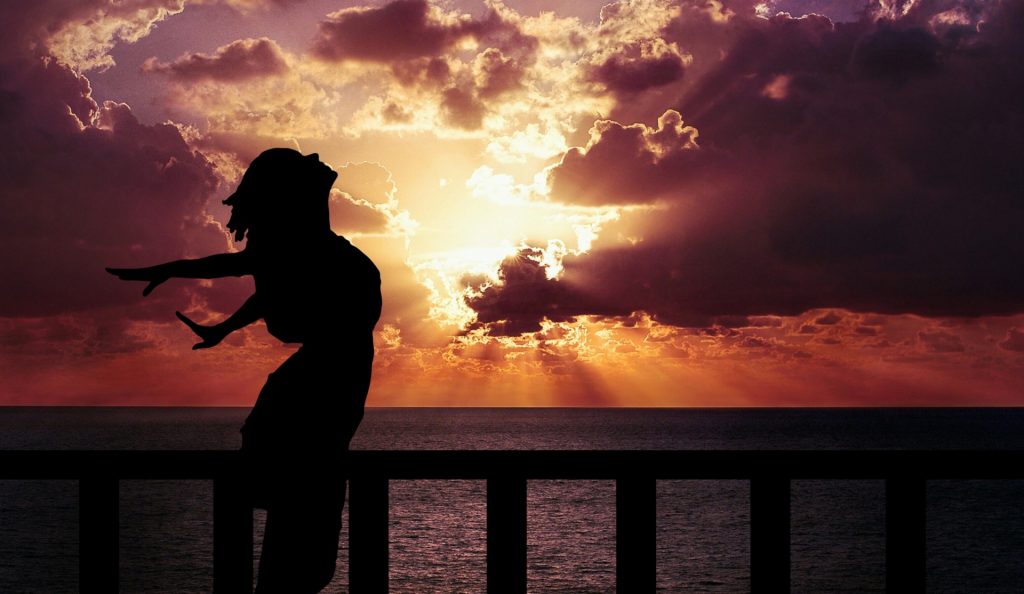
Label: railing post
xmin=886 ymin=477 xmax=925 ymax=593
xmin=487 ymin=476 xmax=527 ymax=594
xmin=80 ymin=476 xmax=119 ymax=593
xmin=213 ymin=476 xmax=252 ymax=594
xmin=350 ymin=476 xmax=389 ymax=594
xmin=750 ymin=477 xmax=789 ymax=593
xmin=616 ymin=477 xmax=656 ymax=593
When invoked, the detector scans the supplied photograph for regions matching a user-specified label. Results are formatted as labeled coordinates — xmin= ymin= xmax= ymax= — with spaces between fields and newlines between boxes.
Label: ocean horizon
xmin=0 ymin=407 xmax=1022 ymax=592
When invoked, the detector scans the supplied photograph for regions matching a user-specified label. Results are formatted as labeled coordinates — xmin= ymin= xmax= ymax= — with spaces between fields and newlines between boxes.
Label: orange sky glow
xmin=2 ymin=0 xmax=1023 ymax=406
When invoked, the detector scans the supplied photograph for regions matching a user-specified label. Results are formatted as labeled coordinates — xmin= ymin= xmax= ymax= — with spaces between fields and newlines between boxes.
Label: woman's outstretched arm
xmin=107 ymin=251 xmax=251 ymax=296
xmin=175 ymin=293 xmax=263 ymax=350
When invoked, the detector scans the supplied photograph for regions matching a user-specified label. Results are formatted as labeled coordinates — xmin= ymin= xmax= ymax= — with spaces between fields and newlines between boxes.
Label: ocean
xmin=0 ymin=407 xmax=1022 ymax=593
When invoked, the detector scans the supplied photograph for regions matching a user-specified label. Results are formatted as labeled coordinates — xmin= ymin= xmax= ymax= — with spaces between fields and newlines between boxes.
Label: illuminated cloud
xmin=470 ymin=0 xmax=1024 ymax=332
xmin=150 ymin=55 xmax=338 ymax=137
xmin=208 ymin=0 xmax=309 ymax=13
xmin=142 ymin=37 xmax=289 ymax=81
xmin=46 ymin=0 xmax=187 ymax=71
xmin=332 ymin=162 xmax=419 ymax=239
xmin=4 ymin=0 xmax=1024 ymax=406
xmin=548 ymin=109 xmax=700 ymax=205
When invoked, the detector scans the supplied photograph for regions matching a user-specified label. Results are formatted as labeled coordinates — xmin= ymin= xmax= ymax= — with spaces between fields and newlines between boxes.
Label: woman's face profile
xmin=227 ymin=148 xmax=339 ymax=244
xmin=299 ymin=152 xmax=338 ymax=190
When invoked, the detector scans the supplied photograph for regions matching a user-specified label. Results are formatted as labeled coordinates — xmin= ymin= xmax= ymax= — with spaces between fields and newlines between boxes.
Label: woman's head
xmin=224 ymin=148 xmax=338 ymax=242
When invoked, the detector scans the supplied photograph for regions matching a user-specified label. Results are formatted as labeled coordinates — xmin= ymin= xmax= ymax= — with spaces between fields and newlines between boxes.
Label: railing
xmin=0 ymin=450 xmax=1020 ymax=593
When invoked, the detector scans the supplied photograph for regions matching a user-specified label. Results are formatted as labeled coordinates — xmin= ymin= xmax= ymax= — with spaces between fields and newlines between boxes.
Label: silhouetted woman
xmin=108 ymin=148 xmax=381 ymax=593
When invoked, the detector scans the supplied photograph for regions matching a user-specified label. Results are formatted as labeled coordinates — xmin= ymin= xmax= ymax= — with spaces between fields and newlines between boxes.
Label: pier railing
xmin=0 ymin=449 xmax=1020 ymax=593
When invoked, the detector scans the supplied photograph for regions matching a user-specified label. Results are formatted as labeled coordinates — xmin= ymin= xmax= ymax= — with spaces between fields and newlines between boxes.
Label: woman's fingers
xmin=178 ymin=312 xmax=223 ymax=350
xmin=175 ymin=311 xmax=202 ymax=332
xmin=142 ymin=278 xmax=165 ymax=296
xmin=106 ymin=267 xmax=140 ymax=280
xmin=106 ymin=267 xmax=165 ymax=295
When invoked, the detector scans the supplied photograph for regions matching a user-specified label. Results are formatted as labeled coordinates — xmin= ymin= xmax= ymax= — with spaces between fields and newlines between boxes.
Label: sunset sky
xmin=1 ymin=0 xmax=1022 ymax=406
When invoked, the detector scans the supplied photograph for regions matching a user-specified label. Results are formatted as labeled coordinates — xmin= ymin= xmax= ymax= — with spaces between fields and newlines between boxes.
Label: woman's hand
xmin=175 ymin=311 xmax=229 ymax=350
xmin=105 ymin=267 xmax=169 ymax=296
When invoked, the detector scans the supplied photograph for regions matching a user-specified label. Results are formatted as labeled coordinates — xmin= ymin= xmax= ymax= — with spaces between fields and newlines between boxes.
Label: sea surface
xmin=0 ymin=407 xmax=1022 ymax=593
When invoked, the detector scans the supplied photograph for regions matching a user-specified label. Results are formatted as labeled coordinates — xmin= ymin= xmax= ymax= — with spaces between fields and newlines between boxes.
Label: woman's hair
xmin=223 ymin=148 xmax=329 ymax=242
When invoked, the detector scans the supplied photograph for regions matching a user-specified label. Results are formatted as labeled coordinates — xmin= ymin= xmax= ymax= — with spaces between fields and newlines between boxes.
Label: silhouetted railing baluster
xmin=487 ymin=476 xmax=527 ymax=594
xmin=79 ymin=475 xmax=119 ymax=594
xmin=886 ymin=477 xmax=925 ymax=594
xmin=750 ymin=476 xmax=790 ymax=593
xmin=0 ymin=449 xmax=1017 ymax=593
xmin=350 ymin=476 xmax=389 ymax=594
xmin=213 ymin=476 xmax=252 ymax=594
xmin=616 ymin=477 xmax=657 ymax=593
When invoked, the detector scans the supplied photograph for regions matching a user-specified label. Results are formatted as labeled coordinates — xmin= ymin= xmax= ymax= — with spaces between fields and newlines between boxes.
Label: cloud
xmin=465 ymin=1 xmax=1024 ymax=333
xmin=586 ymin=38 xmax=690 ymax=94
xmin=466 ymin=247 xmax=580 ymax=336
xmin=331 ymin=162 xmax=418 ymax=238
xmin=0 ymin=58 xmax=228 ymax=318
xmin=311 ymin=0 xmax=533 ymax=64
xmin=152 ymin=61 xmax=336 ymax=138
xmin=473 ymin=48 xmax=526 ymax=98
xmin=141 ymin=37 xmax=288 ymax=81
xmin=205 ymin=0 xmax=309 ymax=13
xmin=918 ymin=330 xmax=965 ymax=353
xmin=315 ymin=1 xmax=543 ymax=136
xmin=548 ymin=109 xmax=700 ymax=205
xmin=815 ymin=311 xmax=842 ymax=325
xmin=45 ymin=0 xmax=187 ymax=72
xmin=440 ymin=86 xmax=487 ymax=130
xmin=999 ymin=329 xmax=1024 ymax=353
xmin=330 ymin=191 xmax=391 ymax=236
xmin=311 ymin=0 xmax=469 ymax=62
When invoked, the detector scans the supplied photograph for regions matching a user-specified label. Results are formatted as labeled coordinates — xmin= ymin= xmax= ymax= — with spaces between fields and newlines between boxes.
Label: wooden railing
xmin=0 ymin=449 xmax=1020 ymax=593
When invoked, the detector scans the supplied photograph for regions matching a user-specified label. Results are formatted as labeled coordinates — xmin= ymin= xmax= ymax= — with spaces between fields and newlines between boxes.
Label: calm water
xmin=0 ymin=407 xmax=1022 ymax=593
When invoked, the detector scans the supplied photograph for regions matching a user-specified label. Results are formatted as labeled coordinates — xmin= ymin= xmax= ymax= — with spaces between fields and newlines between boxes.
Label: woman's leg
xmin=255 ymin=479 xmax=346 ymax=594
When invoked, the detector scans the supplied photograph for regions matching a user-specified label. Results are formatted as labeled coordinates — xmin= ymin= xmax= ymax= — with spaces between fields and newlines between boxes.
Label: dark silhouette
xmin=108 ymin=148 xmax=382 ymax=593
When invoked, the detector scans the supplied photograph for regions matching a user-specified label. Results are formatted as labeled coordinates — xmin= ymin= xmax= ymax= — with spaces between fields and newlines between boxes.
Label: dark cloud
xmin=0 ymin=58 xmax=227 ymax=318
xmin=380 ymin=101 xmax=414 ymax=123
xmin=311 ymin=0 xmax=469 ymax=62
xmin=815 ymin=311 xmax=842 ymax=325
xmin=0 ymin=0 xmax=260 ymax=364
xmin=466 ymin=248 xmax=579 ymax=336
xmin=473 ymin=48 xmax=525 ymax=98
xmin=587 ymin=38 xmax=687 ymax=94
xmin=918 ymin=330 xmax=965 ymax=353
xmin=469 ymin=1 xmax=1024 ymax=334
xmin=851 ymin=25 xmax=941 ymax=81
xmin=311 ymin=0 xmax=535 ymax=64
xmin=439 ymin=86 xmax=486 ymax=130
xmin=391 ymin=57 xmax=452 ymax=88
xmin=141 ymin=38 xmax=288 ymax=82
xmin=999 ymin=329 xmax=1024 ymax=352
xmin=548 ymin=110 xmax=701 ymax=205
xmin=740 ymin=336 xmax=771 ymax=348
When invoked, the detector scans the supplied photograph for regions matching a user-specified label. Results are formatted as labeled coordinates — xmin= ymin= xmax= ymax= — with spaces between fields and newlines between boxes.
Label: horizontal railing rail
xmin=0 ymin=449 xmax=1020 ymax=594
